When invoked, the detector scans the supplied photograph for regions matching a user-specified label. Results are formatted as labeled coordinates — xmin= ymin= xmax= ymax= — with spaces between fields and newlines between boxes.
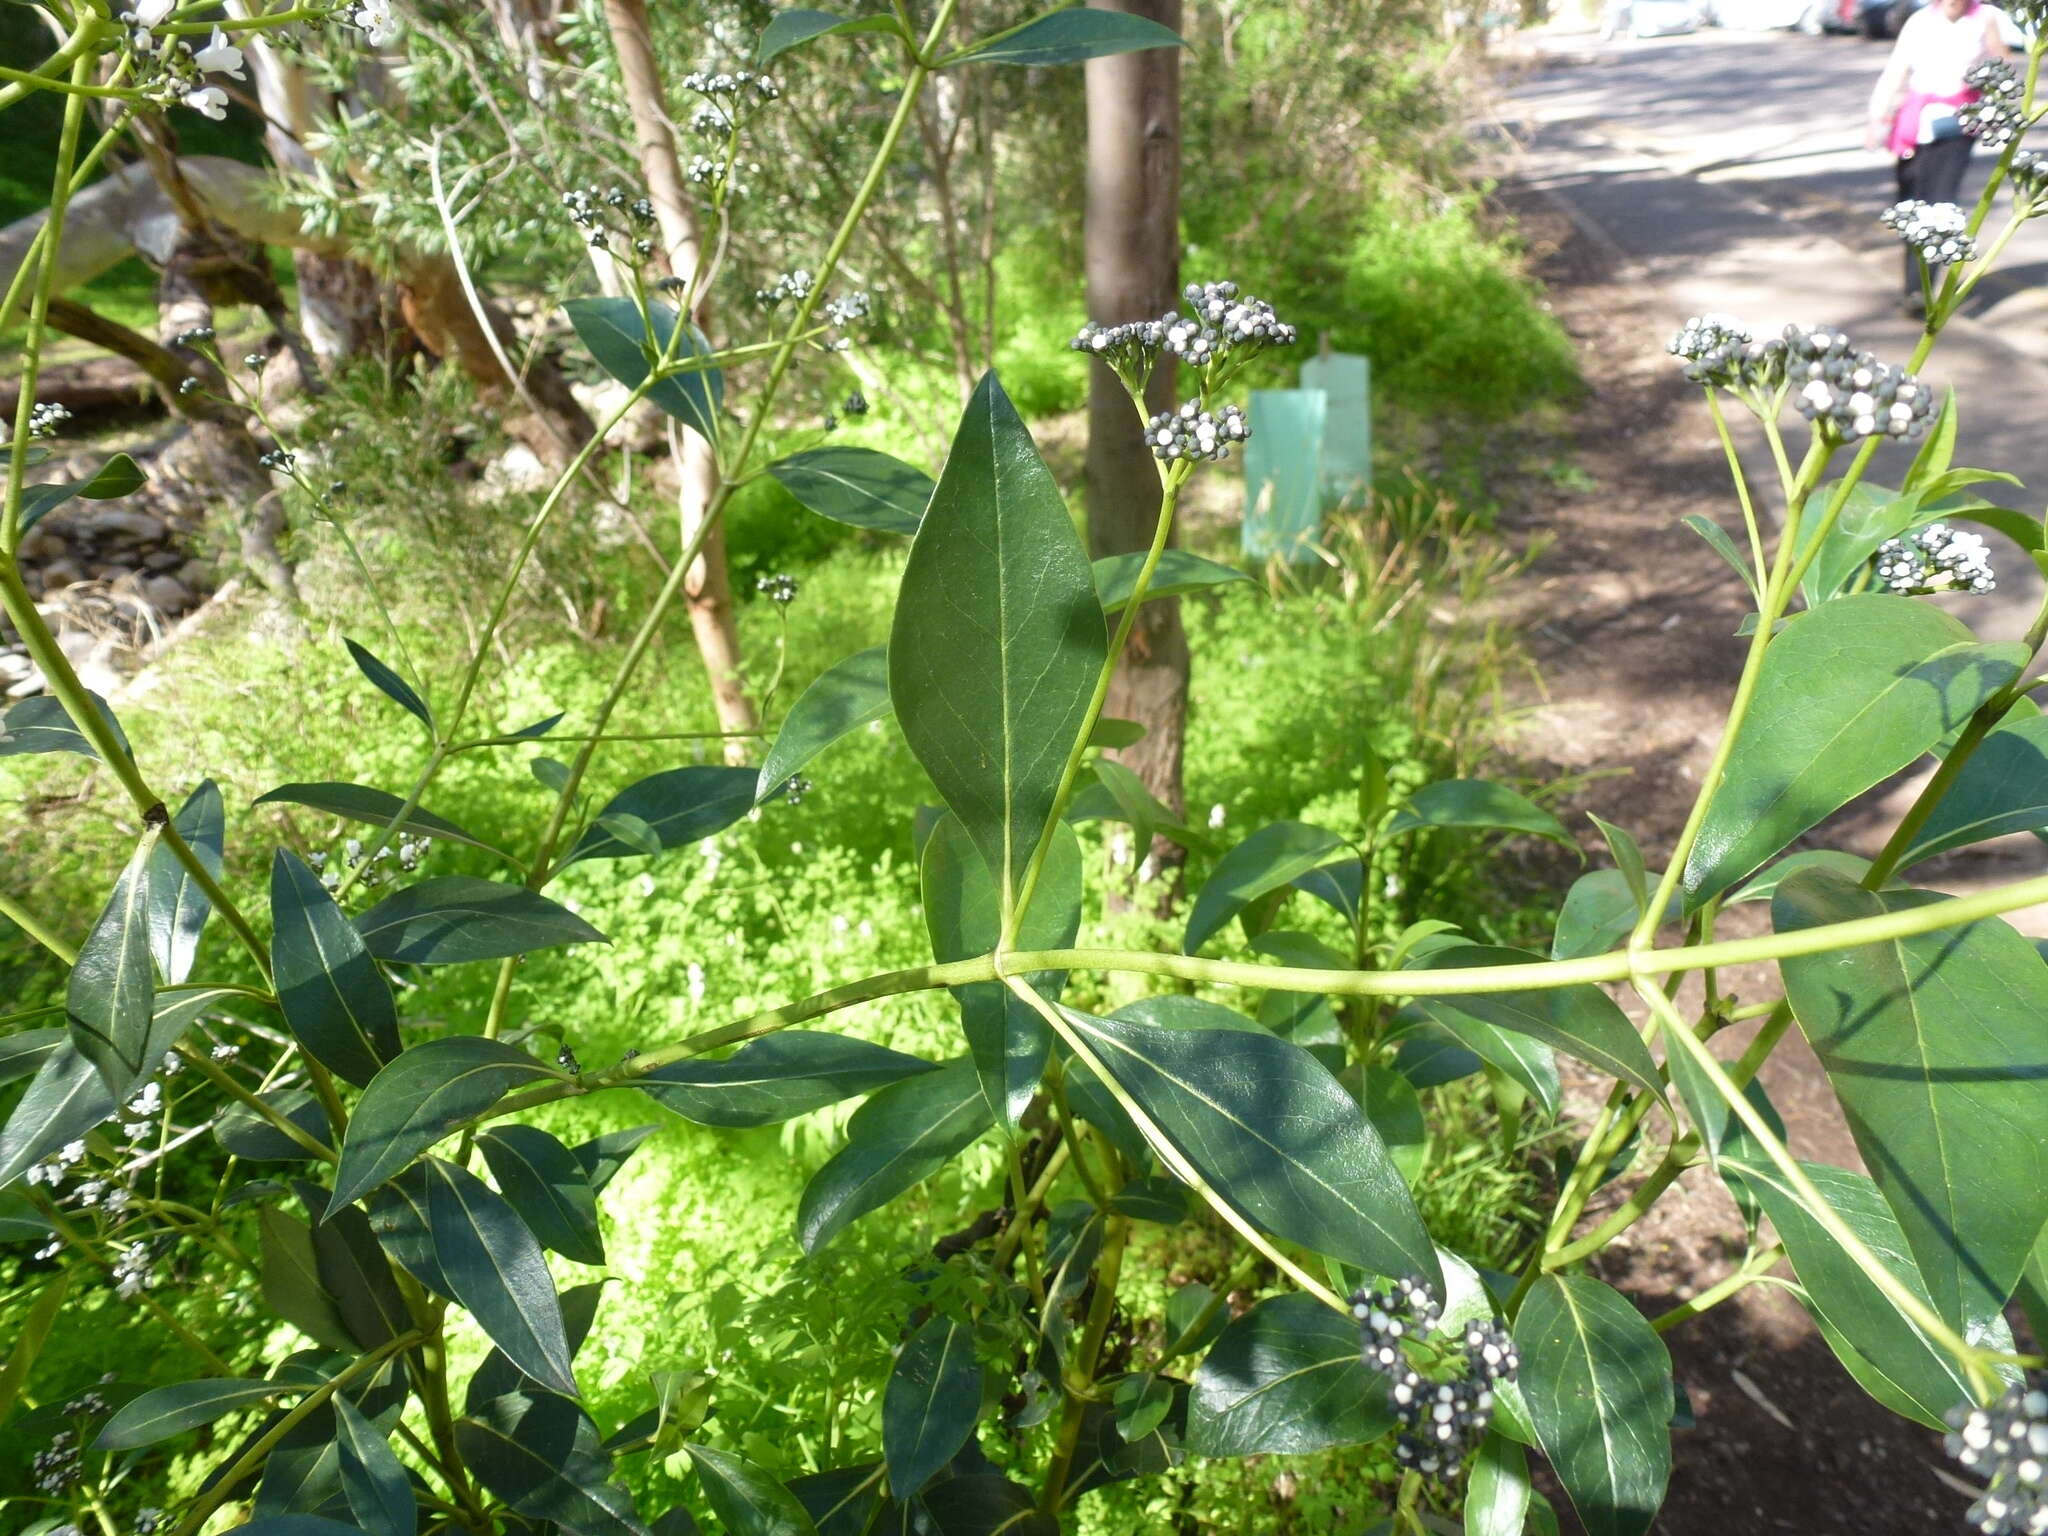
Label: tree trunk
xmin=1085 ymin=0 xmax=1189 ymax=887
xmin=601 ymin=0 xmax=758 ymax=757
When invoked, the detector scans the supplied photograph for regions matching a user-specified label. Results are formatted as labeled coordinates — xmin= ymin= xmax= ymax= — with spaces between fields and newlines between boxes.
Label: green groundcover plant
xmin=12 ymin=4 xmax=2048 ymax=1535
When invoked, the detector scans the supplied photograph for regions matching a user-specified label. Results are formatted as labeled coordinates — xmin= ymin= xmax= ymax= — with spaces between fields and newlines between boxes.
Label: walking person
xmin=1864 ymin=0 xmax=2011 ymax=313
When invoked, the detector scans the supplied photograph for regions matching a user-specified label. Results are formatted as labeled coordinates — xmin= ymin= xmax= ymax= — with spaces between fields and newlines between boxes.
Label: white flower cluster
xmin=1784 ymin=324 xmax=1937 ymax=441
xmin=1352 ymin=1277 xmax=1519 ymax=1485
xmin=1961 ymin=60 xmax=2026 ymax=150
xmin=1145 ymin=400 xmax=1250 ymax=463
xmin=1070 ymin=280 xmax=1297 ymax=387
xmin=112 ymin=1239 xmax=157 ymax=1298
xmin=756 ymin=572 xmax=799 ymax=604
xmin=1949 ymin=1377 xmax=2048 ymax=1535
xmin=2013 ymin=151 xmax=2048 ymax=212
xmin=309 ymin=834 xmax=425 ymax=891
xmin=754 ymin=269 xmax=815 ymax=307
xmin=28 ymin=401 xmax=72 ymax=439
xmin=350 ymin=0 xmax=403 ymax=49
xmin=1874 ymin=521 xmax=1995 ymax=596
xmin=24 ymin=1138 xmax=88 ymax=1189
xmin=821 ymin=291 xmax=872 ymax=328
xmin=1880 ymin=200 xmax=1977 ymax=266
xmin=118 ymin=4 xmax=245 ymax=120
xmin=682 ymin=70 xmax=781 ymax=105
xmin=1666 ymin=313 xmax=1767 ymax=388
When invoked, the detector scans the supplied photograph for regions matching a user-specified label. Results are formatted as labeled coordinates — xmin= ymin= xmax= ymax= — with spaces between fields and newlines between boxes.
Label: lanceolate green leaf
xmin=95 ymin=1378 xmax=296 ymax=1450
xmin=641 ymin=1032 xmax=937 ymax=1128
xmin=333 ymin=1392 xmax=416 ymax=1536
xmin=1898 ymin=710 xmax=2048 ymax=867
xmin=564 ymin=297 xmax=722 ymax=441
xmin=147 ymin=780 xmax=222 ymax=984
xmin=456 ymin=1388 xmax=648 ymax=1536
xmin=882 ymin=1316 xmax=981 ymax=1497
xmin=67 ymin=829 xmax=161 ymax=1099
xmin=255 ymin=782 xmax=504 ymax=856
xmin=564 ymin=767 xmax=757 ymax=865
xmin=215 ymin=1089 xmax=333 ymax=1161
xmin=757 ymin=647 xmax=892 ymax=804
xmin=1773 ymin=865 xmax=2048 ymax=1327
xmin=272 ymin=850 xmax=402 ymax=1088
xmin=1384 ymin=780 xmax=1572 ymax=848
xmin=756 ymin=8 xmax=904 ymax=64
xmin=1183 ymin=821 xmax=1350 ymax=955
xmin=1550 ymin=869 xmax=1677 ymax=963
xmin=0 ymin=691 xmax=129 ymax=759
xmin=328 ymin=1037 xmax=560 ymax=1214
xmin=1466 ymin=1432 xmax=1532 ymax=1536
xmin=0 ymin=1042 xmax=116 ymax=1188
xmin=0 ymin=1027 xmax=62 ymax=1087
xmin=345 ymin=639 xmax=433 ymax=731
xmin=1093 ymin=550 xmax=1254 ymax=613
xmin=922 ymin=811 xmax=1082 ymax=1125
xmin=259 ymin=1208 xmax=358 ymax=1353
xmin=797 ymin=1058 xmax=991 ymax=1253
xmin=477 ymin=1124 xmax=605 ymax=1266
xmin=1185 ymin=1293 xmax=1391 ymax=1456
xmin=888 ymin=371 xmax=1106 ymax=914
xmin=686 ymin=1443 xmax=817 ymax=1536
xmin=767 ymin=446 xmax=932 ymax=536
xmin=1513 ymin=1275 xmax=1672 ymax=1536
xmin=354 ymin=877 xmax=606 ymax=965
xmin=465 ymin=1282 xmax=608 ymax=1412
xmin=18 ymin=452 xmax=145 ymax=533
xmin=943 ymin=8 xmax=1185 ymax=66
xmin=1062 ymin=1008 xmax=1439 ymax=1286
xmin=1685 ymin=596 xmax=2025 ymax=904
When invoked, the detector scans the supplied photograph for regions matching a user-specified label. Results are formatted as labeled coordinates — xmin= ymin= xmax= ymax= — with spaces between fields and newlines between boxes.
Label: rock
xmin=0 ymin=650 xmax=31 ymax=687
xmin=81 ymin=507 xmax=166 ymax=542
xmin=139 ymin=574 xmax=190 ymax=612
xmin=143 ymin=550 xmax=183 ymax=572
xmin=38 ymin=558 xmax=83 ymax=590
xmin=481 ymin=444 xmax=550 ymax=494
xmin=174 ymin=558 xmax=215 ymax=591
xmin=16 ymin=528 xmax=62 ymax=562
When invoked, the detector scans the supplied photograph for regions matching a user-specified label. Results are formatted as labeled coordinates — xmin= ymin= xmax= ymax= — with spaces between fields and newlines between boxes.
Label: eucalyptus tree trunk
xmin=1084 ymin=0 xmax=1190 ymax=885
xmin=600 ymin=0 xmax=758 ymax=755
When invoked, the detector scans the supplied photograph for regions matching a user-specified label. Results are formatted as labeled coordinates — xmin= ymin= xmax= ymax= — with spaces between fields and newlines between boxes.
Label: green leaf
xmin=1089 ymin=716 xmax=1145 ymax=750
xmin=757 ymin=647 xmax=891 ymax=804
xmin=1722 ymin=848 xmax=1872 ymax=906
xmin=0 ymin=691 xmax=128 ymax=759
xmin=259 ymin=1207 xmax=358 ymax=1353
xmin=1902 ymin=388 xmax=1957 ymax=495
xmin=67 ymin=829 xmax=161 ymax=1099
xmin=1384 ymin=780 xmax=1573 ymax=848
xmin=0 ymin=1027 xmax=63 ymax=1087
xmin=272 ymin=850 xmax=401 ymax=1088
xmin=1361 ymin=1067 xmax=1426 ymax=1184
xmin=1162 ymin=1281 xmax=1227 ymax=1359
xmin=756 ymin=8 xmax=903 ymax=62
xmin=1774 ymin=865 xmax=2048 ymax=1326
xmin=0 ymin=1042 xmax=115 ymax=1188
xmin=1720 ymin=1153 xmax=1983 ymax=1427
xmin=1588 ymin=815 xmax=1648 ymax=911
xmin=1465 ymin=1431 xmax=1531 ymax=1536
xmin=1062 ymin=1008 xmax=1439 ymax=1285
xmin=593 ymin=812 xmax=663 ymax=858
xmin=146 ymin=780 xmax=222 ymax=984
xmin=641 ymin=1033 xmax=937 ymax=1128
xmin=565 ymin=297 xmax=721 ymax=441
xmin=1550 ymin=869 xmax=1677 ymax=962
xmin=328 ymin=1037 xmax=559 ymax=1213
xmin=787 ymin=1464 xmax=884 ymax=1535
xmin=456 ymin=1388 xmax=648 ymax=1536
xmin=333 ymin=1393 xmax=415 ymax=1536
xmin=1932 ymin=494 xmax=2043 ymax=553
xmin=687 ymin=1443 xmax=817 ymax=1536
xmin=255 ymin=783 xmax=505 ymax=856
xmin=882 ymin=1316 xmax=981 ymax=1497
xmin=572 ymin=1124 xmax=660 ymax=1195
xmin=215 ymin=1089 xmax=333 ymax=1162
xmin=1183 ymin=821 xmax=1350 ymax=955
xmin=345 ymin=640 xmax=432 ymax=731
xmin=1899 ymin=710 xmax=2048 ymax=867
xmin=354 ymin=877 xmax=606 ymax=964
xmin=1094 ymin=550 xmax=1254 ymax=613
xmin=1680 ymin=514 xmax=1761 ymax=607
xmin=1407 ymin=946 xmax=1662 ymax=1098
xmin=1514 ymin=1275 xmax=1672 ymax=1536
xmin=478 ymin=1124 xmax=605 ymax=1266
xmin=306 ymin=1196 xmax=412 ymax=1352
xmin=17 ymin=453 xmax=145 ymax=533
xmin=1685 ymin=596 xmax=2026 ymax=904
xmin=218 ymin=1522 xmax=366 ymax=1536
xmin=465 ymin=1282 xmax=608 ymax=1412
xmin=922 ymin=811 xmax=1082 ymax=1125
xmin=767 ymin=447 xmax=931 ymax=536
xmin=95 ymin=1378 xmax=293 ymax=1450
xmin=1185 ymin=1293 xmax=1390 ymax=1455
xmin=943 ymin=8 xmax=1185 ymax=66
xmin=564 ymin=767 xmax=757 ymax=865
xmin=918 ymin=1475 xmax=1054 ymax=1535
xmin=888 ymin=371 xmax=1106 ymax=912
xmin=1795 ymin=481 xmax=1926 ymax=607
xmin=797 ymin=1058 xmax=991 ymax=1253
xmin=1113 ymin=1373 xmax=1174 ymax=1442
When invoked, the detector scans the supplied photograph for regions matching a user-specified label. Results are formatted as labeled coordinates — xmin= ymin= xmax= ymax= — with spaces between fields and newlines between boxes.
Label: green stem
xmin=1651 ymin=1243 xmax=1787 ymax=1333
xmin=1705 ymin=390 xmax=1766 ymax=592
xmin=1039 ymin=1211 xmax=1129 ymax=1515
xmin=0 ymin=888 xmax=76 ymax=963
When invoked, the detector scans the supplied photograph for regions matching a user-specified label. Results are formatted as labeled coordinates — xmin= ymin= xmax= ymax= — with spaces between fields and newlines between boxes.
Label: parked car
xmin=1701 ymin=0 xmax=1831 ymax=31
xmin=1601 ymin=0 xmax=1702 ymax=37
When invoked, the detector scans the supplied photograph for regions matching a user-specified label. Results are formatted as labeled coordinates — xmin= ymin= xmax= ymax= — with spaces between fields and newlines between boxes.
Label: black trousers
xmin=1894 ymin=135 xmax=1974 ymax=294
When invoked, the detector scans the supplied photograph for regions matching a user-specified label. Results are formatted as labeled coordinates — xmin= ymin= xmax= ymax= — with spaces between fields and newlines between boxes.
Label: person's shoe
xmin=1900 ymin=291 xmax=1928 ymax=319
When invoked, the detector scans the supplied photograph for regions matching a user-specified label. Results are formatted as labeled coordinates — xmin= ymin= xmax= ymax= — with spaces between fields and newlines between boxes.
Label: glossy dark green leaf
xmin=687 ymin=1443 xmax=817 ymax=1536
xmin=888 ymin=371 xmax=1106 ymax=911
xmin=328 ymin=1037 xmax=559 ymax=1213
xmin=67 ymin=830 xmax=161 ymax=1099
xmin=922 ymin=811 xmax=1082 ymax=1125
xmin=0 ymin=690 xmax=128 ymax=759
xmin=333 ymin=1393 xmax=415 ymax=1536
xmin=354 ymin=877 xmax=606 ymax=964
xmin=1361 ymin=1067 xmax=1426 ymax=1184
xmin=883 ymin=1316 xmax=981 ymax=1497
xmin=146 ymin=780 xmax=222 ymax=984
xmin=1514 ymin=1275 xmax=1672 ymax=1536
xmin=787 ymin=1464 xmax=883 ymax=1535
xmin=1063 ymin=1008 xmax=1438 ymax=1285
xmin=643 ymin=1033 xmax=936 ymax=1127
xmin=1721 ymin=1153 xmax=1979 ymax=1427
xmin=1900 ymin=711 xmax=2048 ymax=867
xmin=0 ymin=1188 xmax=51 ymax=1244
xmin=345 ymin=640 xmax=432 ymax=730
xmin=1385 ymin=780 xmax=1572 ymax=848
xmin=0 ymin=1041 xmax=115 ymax=1187
xmin=565 ymin=297 xmax=721 ymax=440
xmin=593 ymin=812 xmax=663 ymax=858
xmin=768 ymin=446 xmax=931 ymax=536
xmin=1774 ymin=865 xmax=2048 ymax=1327
xmin=478 ymin=1124 xmax=605 ymax=1266
xmin=1160 ymin=1281 xmax=1227 ymax=1361
xmin=1389 ymin=1020 xmax=1484 ymax=1090
xmin=572 ymin=1124 xmax=660 ymax=1194
xmin=465 ymin=1281 xmax=607 ymax=1413
xmin=797 ymin=1058 xmax=991 ymax=1253
xmin=919 ymin=1473 xmax=1054 ymax=1535
xmin=18 ymin=452 xmax=146 ymax=532
xmin=0 ymin=1027 xmax=63 ymax=1087
xmin=1466 ymin=1431 xmax=1531 ymax=1536
xmin=1186 ymin=1293 xmax=1389 ymax=1455
xmin=1550 ymin=869 xmax=1679 ymax=962
xmin=1664 ymin=1053 xmax=1782 ymax=1173
xmin=756 ymin=9 xmax=903 ymax=63
xmin=564 ymin=767 xmax=757 ymax=865
xmin=219 ymin=1521 xmax=365 ymax=1536
xmin=260 ymin=1208 xmax=358 ymax=1352
xmin=306 ymin=1196 xmax=411 ymax=1352
xmin=1113 ymin=1372 xmax=1175 ymax=1442
xmin=757 ymin=648 xmax=892 ymax=804
xmin=1064 ymin=1390 xmax=1185 ymax=1499
xmin=1183 ymin=821 xmax=1349 ymax=955
xmin=457 ymin=1387 xmax=647 ymax=1536
xmin=94 ymin=1378 xmax=293 ymax=1449
xmin=250 ymin=1404 xmax=348 ymax=1520
xmin=1723 ymin=848 xmax=1872 ymax=906
xmin=216 ymin=1089 xmax=333 ymax=1161
xmin=1686 ymin=596 xmax=2026 ymax=904
xmin=1109 ymin=1175 xmax=1188 ymax=1224
xmin=1066 ymin=756 xmax=1207 ymax=853
xmin=256 ymin=782 xmax=503 ymax=855
xmin=272 ymin=850 xmax=401 ymax=1088
xmin=1093 ymin=550 xmax=1254 ymax=614
xmin=944 ymin=8 xmax=1185 ymax=66
xmin=1408 ymin=945 xmax=1660 ymax=1098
